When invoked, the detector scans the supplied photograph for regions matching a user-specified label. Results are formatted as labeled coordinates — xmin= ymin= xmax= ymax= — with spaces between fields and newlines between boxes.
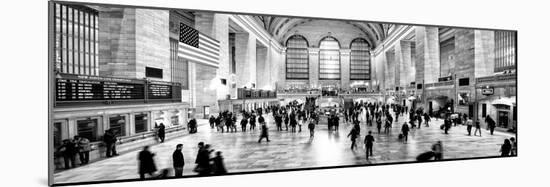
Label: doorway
xmin=498 ymin=111 xmax=509 ymax=128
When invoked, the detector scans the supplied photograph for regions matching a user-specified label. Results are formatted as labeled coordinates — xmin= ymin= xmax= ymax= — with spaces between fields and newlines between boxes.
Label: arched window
xmin=350 ymin=38 xmax=371 ymax=80
xmin=285 ymin=35 xmax=309 ymax=80
xmin=319 ymin=36 xmax=341 ymax=80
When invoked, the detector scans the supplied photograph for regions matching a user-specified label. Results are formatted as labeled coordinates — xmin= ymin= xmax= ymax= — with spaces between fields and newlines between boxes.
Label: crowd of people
xmin=55 ymin=98 xmax=516 ymax=178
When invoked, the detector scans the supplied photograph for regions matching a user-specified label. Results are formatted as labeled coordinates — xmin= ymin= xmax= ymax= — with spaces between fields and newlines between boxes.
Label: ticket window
xmin=53 ymin=120 xmax=67 ymax=148
xmin=109 ymin=115 xmax=127 ymax=136
xmin=76 ymin=118 xmax=100 ymax=142
xmin=134 ymin=113 xmax=148 ymax=134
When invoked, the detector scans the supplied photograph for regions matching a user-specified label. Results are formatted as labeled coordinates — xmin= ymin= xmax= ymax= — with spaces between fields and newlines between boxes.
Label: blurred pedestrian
xmin=211 ymin=151 xmax=227 ymax=175
xmin=500 ymin=139 xmax=512 ymax=157
xmin=138 ymin=146 xmax=157 ymax=179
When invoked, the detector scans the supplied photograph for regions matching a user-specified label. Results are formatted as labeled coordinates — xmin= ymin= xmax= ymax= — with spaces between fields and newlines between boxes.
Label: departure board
xmin=56 ymin=77 xmax=145 ymax=101
xmin=55 ymin=74 xmax=181 ymax=104
xmin=147 ymin=83 xmax=172 ymax=99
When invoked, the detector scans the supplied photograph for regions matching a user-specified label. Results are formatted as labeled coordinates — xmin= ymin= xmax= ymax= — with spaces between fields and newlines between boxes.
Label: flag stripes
xmin=178 ymin=23 xmax=220 ymax=68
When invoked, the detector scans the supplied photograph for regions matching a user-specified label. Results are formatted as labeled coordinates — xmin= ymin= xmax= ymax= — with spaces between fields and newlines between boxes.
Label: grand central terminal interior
xmin=48 ymin=1 xmax=517 ymax=185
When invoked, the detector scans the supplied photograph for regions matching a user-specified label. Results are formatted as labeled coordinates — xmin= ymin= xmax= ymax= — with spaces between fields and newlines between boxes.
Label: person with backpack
xmin=486 ymin=115 xmax=496 ymax=135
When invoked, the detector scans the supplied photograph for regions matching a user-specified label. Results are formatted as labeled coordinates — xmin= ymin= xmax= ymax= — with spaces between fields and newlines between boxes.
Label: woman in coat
xmin=500 ymin=139 xmax=512 ymax=157
xmin=138 ymin=146 xmax=157 ymax=179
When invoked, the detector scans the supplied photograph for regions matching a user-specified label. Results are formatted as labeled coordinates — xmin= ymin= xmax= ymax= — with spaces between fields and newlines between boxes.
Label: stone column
xmin=308 ymin=48 xmax=320 ymax=88
xmin=256 ymin=46 xmax=268 ymax=89
xmin=340 ymin=49 xmax=351 ymax=89
xmin=235 ymin=33 xmax=256 ymax=88
xmin=399 ymin=41 xmax=412 ymax=87
xmin=415 ymin=26 xmax=440 ymax=84
xmin=474 ymin=30 xmax=495 ymax=78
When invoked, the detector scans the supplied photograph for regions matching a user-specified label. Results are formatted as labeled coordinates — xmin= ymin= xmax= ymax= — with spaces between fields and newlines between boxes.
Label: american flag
xmin=179 ymin=23 xmax=220 ymax=67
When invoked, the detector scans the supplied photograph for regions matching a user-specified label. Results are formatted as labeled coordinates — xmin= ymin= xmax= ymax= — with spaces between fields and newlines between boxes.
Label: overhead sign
xmin=482 ymin=87 xmax=494 ymax=95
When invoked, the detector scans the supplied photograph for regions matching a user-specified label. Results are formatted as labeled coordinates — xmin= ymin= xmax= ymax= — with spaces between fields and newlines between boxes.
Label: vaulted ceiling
xmin=252 ymin=16 xmax=393 ymax=48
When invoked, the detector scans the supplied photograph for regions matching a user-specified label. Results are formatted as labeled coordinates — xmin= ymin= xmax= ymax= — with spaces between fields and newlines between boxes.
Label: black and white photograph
xmin=44 ymin=0 xmax=521 ymax=185
xmin=9 ymin=0 xmax=550 ymax=187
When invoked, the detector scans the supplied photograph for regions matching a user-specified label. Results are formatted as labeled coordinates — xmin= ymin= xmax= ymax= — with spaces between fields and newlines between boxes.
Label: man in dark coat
xmin=275 ymin=114 xmax=283 ymax=131
xmin=249 ymin=114 xmax=257 ymax=131
xmin=258 ymin=123 xmax=270 ymax=143
xmin=240 ymin=117 xmax=248 ymax=132
xmin=57 ymin=139 xmax=77 ymax=169
xmin=138 ymin=146 xmax=157 ymax=179
xmin=401 ymin=122 xmax=410 ymax=143
xmin=172 ymin=144 xmax=185 ymax=177
xmin=209 ymin=115 xmax=216 ymax=129
xmin=194 ymin=142 xmax=211 ymax=176
xmin=364 ymin=131 xmax=375 ymax=160
xmin=103 ymin=129 xmax=118 ymax=157
xmin=486 ymin=115 xmax=496 ymax=135
xmin=158 ymin=123 xmax=166 ymax=143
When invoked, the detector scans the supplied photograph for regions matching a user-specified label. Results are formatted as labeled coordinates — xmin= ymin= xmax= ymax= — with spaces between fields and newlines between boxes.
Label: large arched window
xmin=285 ymin=35 xmax=309 ymax=80
xmin=350 ymin=38 xmax=371 ymax=80
xmin=319 ymin=36 xmax=341 ymax=80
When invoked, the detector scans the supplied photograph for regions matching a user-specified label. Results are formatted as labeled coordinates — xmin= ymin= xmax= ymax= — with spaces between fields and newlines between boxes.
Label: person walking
xmin=466 ymin=117 xmax=473 ymax=136
xmin=486 ymin=115 xmax=496 ymax=135
xmin=424 ymin=113 xmax=431 ymax=127
xmin=240 ymin=116 xmax=248 ymax=132
xmin=194 ymin=142 xmax=211 ymax=176
xmin=258 ymin=122 xmax=270 ymax=143
xmin=474 ymin=121 xmax=482 ymax=137
xmin=364 ymin=131 xmax=375 ymax=160
xmin=384 ymin=118 xmax=391 ymax=134
xmin=347 ymin=127 xmax=359 ymax=150
xmin=103 ymin=129 xmax=118 ymax=157
xmin=444 ymin=117 xmax=451 ymax=134
xmin=500 ymin=139 xmax=512 ymax=157
xmin=211 ymin=151 xmax=227 ymax=175
xmin=290 ymin=114 xmax=297 ymax=133
xmin=275 ymin=114 xmax=283 ymax=131
xmin=172 ymin=144 xmax=185 ymax=177
xmin=74 ymin=135 xmax=90 ymax=165
xmin=209 ymin=115 xmax=216 ymax=129
xmin=138 ymin=146 xmax=157 ymax=179
xmin=401 ymin=122 xmax=410 ymax=143
xmin=308 ymin=119 xmax=316 ymax=138
xmin=376 ymin=117 xmax=382 ymax=134
xmin=158 ymin=123 xmax=166 ymax=143
xmin=432 ymin=141 xmax=443 ymax=160
xmin=57 ymin=139 xmax=77 ymax=169
xmin=249 ymin=114 xmax=256 ymax=131
xmin=284 ymin=114 xmax=289 ymax=131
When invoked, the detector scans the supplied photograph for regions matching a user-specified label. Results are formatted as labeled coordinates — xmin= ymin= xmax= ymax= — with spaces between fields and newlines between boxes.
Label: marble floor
xmin=53 ymin=113 xmax=515 ymax=184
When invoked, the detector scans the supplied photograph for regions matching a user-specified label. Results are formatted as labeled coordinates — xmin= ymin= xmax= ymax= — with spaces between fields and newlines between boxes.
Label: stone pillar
xmin=195 ymin=12 xmax=230 ymax=113
xmin=340 ymin=49 xmax=351 ymax=89
xmin=135 ymin=9 xmax=170 ymax=81
xmin=399 ymin=41 xmax=413 ymax=87
xmin=256 ymin=46 xmax=268 ymax=89
xmin=394 ymin=45 xmax=402 ymax=88
xmin=308 ymin=48 xmax=320 ymax=88
xmin=384 ymin=50 xmax=396 ymax=90
xmin=235 ymin=33 xmax=256 ymax=88
xmin=98 ymin=8 xmax=137 ymax=78
xmin=474 ymin=30 xmax=495 ymax=77
xmin=415 ymin=26 xmax=440 ymax=84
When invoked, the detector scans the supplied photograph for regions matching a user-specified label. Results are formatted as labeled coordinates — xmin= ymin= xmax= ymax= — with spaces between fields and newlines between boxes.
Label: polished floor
xmin=53 ymin=112 xmax=515 ymax=184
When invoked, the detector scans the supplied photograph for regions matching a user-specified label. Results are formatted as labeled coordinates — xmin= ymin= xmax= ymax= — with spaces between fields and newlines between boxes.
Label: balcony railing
xmin=476 ymin=73 xmax=516 ymax=84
